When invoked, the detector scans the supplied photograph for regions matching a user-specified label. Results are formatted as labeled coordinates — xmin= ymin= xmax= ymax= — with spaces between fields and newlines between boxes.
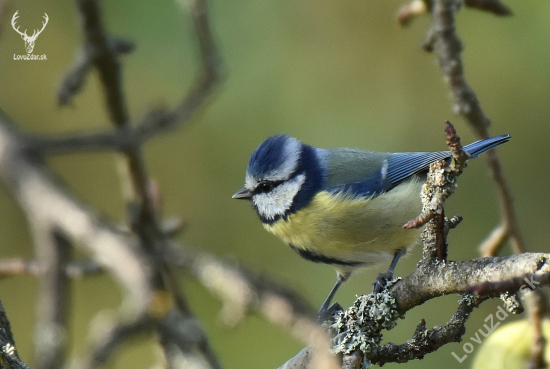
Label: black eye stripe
xmin=256 ymin=180 xmax=284 ymax=193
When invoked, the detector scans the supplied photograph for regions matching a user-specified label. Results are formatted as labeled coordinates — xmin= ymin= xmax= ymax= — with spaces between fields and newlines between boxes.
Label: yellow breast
xmin=264 ymin=179 xmax=423 ymax=266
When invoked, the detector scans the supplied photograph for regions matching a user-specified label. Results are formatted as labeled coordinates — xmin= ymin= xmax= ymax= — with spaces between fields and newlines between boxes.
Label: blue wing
xmin=387 ymin=134 xmax=510 ymax=183
xmin=326 ymin=134 xmax=510 ymax=198
xmin=326 ymin=166 xmax=393 ymax=197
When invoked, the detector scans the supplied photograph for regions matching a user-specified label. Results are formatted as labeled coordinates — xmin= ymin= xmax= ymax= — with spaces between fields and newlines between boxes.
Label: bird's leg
xmin=318 ymin=271 xmax=350 ymax=322
xmin=372 ymin=248 xmax=405 ymax=293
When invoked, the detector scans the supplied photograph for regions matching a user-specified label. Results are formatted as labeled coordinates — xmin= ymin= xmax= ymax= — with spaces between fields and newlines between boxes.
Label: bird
xmin=232 ymin=134 xmax=510 ymax=317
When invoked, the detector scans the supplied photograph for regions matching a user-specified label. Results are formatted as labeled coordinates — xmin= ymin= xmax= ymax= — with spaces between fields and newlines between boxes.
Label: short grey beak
xmin=232 ymin=187 xmax=253 ymax=200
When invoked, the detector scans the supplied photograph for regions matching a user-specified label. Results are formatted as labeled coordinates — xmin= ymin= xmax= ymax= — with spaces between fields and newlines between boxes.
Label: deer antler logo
xmin=11 ymin=11 xmax=49 ymax=54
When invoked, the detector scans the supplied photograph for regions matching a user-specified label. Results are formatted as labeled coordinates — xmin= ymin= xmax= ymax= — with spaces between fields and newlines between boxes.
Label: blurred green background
xmin=0 ymin=0 xmax=549 ymax=368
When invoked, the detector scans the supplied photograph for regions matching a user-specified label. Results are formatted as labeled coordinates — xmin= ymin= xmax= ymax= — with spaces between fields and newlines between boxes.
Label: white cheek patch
xmin=253 ymin=174 xmax=306 ymax=220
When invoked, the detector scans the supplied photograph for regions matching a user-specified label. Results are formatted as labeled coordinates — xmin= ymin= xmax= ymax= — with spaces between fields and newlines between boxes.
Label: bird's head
xmin=233 ymin=135 xmax=325 ymax=224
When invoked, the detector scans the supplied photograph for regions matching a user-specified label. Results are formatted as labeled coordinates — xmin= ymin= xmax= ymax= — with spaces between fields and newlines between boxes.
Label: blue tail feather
xmin=386 ymin=134 xmax=510 ymax=184
xmin=463 ymin=134 xmax=511 ymax=158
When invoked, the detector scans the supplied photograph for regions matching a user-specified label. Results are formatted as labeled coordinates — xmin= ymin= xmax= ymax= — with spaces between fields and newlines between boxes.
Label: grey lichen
xmin=500 ymin=291 xmax=524 ymax=314
xmin=327 ymin=279 xmax=403 ymax=368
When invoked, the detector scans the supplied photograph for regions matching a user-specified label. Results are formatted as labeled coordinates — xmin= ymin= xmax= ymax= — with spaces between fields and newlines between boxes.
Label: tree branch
xmin=372 ymin=294 xmax=485 ymax=365
xmin=278 ymin=121 xmax=537 ymax=368
xmin=392 ymin=254 xmax=550 ymax=313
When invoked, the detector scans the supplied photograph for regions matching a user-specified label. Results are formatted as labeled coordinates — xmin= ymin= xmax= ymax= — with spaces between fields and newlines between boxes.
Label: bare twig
xmin=0 ymin=258 xmax=102 ymax=278
xmin=425 ymin=0 xmax=543 ymax=361
xmin=403 ymin=122 xmax=468 ymax=261
xmin=397 ymin=0 xmax=510 ymax=27
xmin=464 ymin=0 xmax=512 ymax=16
xmin=427 ymin=0 xmax=524 ymax=256
xmin=445 ymin=121 xmax=469 ymax=165
xmin=372 ymin=295 xmax=485 ymax=365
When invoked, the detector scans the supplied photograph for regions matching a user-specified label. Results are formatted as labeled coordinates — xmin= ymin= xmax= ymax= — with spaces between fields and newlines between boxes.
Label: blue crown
xmin=248 ymin=135 xmax=295 ymax=177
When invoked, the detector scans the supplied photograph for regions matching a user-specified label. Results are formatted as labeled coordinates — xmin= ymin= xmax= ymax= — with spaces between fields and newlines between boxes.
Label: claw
xmin=318 ymin=302 xmax=343 ymax=323
xmin=372 ymin=270 xmax=394 ymax=293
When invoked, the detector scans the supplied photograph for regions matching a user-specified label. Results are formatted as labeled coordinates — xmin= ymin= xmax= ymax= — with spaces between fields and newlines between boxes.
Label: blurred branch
xmin=397 ymin=0 xmax=510 ymax=27
xmin=67 ymin=316 xmax=152 ymax=369
xmin=0 ymin=258 xmax=102 ymax=278
xmin=168 ymin=242 xmax=315 ymax=323
xmin=58 ymin=38 xmax=134 ymax=107
xmin=32 ymin=230 xmax=71 ymax=369
xmin=0 ymin=300 xmax=31 ymax=369
xmin=0 ymin=237 xmax=340 ymax=365
xmin=463 ymin=0 xmax=512 ymax=15
xmin=66 ymin=0 xmax=131 ymax=126
xmin=0 ymin=112 xmax=153 ymax=307
xmin=0 ymin=235 xmax=324 ymax=343
xmin=0 ymin=0 xmax=224 ymax=367
xmin=70 ymin=0 xmax=157 ymax=237
xmin=0 ymin=241 xmax=322 ymax=343
xmin=162 ymin=243 xmax=336 ymax=359
xmin=61 ymin=0 xmax=223 ymax=367
xmin=30 ymin=0 xmax=222 ymax=156
xmin=525 ymin=290 xmax=549 ymax=369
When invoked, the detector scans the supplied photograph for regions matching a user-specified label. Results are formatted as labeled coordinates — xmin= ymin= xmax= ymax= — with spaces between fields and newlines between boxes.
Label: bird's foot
xmin=372 ymin=270 xmax=394 ymax=293
xmin=317 ymin=302 xmax=343 ymax=323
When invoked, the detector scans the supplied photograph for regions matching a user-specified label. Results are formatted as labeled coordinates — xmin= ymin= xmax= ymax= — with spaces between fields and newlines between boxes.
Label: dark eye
xmin=257 ymin=181 xmax=275 ymax=193
xmin=256 ymin=180 xmax=283 ymax=194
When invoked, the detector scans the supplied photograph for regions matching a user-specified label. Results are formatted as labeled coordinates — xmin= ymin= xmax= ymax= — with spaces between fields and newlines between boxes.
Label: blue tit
xmin=233 ymin=134 xmax=510 ymax=314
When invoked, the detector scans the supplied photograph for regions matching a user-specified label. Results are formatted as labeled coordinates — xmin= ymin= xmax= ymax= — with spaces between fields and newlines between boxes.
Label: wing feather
xmin=323 ymin=134 xmax=510 ymax=199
